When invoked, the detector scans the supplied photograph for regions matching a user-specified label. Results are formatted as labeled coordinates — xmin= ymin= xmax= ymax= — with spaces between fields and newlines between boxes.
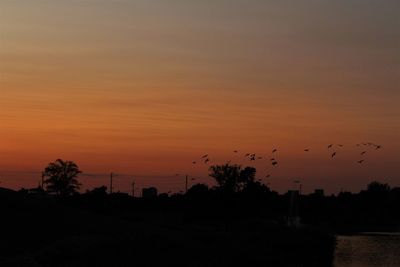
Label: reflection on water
xmin=334 ymin=233 xmax=400 ymax=267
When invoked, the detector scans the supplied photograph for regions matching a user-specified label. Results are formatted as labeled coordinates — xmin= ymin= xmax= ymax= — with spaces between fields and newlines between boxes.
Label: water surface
xmin=334 ymin=233 xmax=400 ymax=267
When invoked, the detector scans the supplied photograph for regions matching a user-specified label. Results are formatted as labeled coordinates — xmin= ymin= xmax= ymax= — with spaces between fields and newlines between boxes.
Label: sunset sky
xmin=1 ymin=0 xmax=399 ymax=194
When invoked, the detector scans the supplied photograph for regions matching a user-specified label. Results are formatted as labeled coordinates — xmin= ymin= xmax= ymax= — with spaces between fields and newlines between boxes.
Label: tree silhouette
xmin=367 ymin=181 xmax=390 ymax=194
xmin=209 ymin=163 xmax=257 ymax=193
xmin=88 ymin=186 xmax=108 ymax=196
xmin=209 ymin=163 xmax=241 ymax=192
xmin=43 ymin=159 xmax=82 ymax=196
xmin=239 ymin=167 xmax=256 ymax=185
xmin=187 ymin=183 xmax=209 ymax=198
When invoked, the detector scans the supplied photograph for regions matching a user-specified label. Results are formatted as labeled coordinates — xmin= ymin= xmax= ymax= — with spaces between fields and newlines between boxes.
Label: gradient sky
xmin=1 ymin=0 xmax=399 ymax=194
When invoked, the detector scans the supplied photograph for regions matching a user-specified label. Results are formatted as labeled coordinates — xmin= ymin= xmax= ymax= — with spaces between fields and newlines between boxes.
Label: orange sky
xmin=1 ymin=1 xmax=399 ymax=194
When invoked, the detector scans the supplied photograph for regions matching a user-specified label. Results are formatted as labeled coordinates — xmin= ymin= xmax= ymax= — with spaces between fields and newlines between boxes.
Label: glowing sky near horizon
xmin=1 ymin=0 xmax=399 ymax=194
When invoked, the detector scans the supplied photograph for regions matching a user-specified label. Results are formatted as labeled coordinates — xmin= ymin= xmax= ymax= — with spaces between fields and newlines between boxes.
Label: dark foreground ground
xmin=0 ymin=189 xmax=335 ymax=267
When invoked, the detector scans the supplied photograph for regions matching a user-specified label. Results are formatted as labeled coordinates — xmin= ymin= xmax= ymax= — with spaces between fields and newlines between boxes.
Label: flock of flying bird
xmin=190 ymin=142 xmax=383 ymax=179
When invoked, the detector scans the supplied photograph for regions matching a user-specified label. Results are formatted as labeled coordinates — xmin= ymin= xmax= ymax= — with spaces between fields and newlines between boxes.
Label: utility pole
xmin=110 ymin=172 xmax=113 ymax=194
xmin=131 ymin=181 xmax=135 ymax=197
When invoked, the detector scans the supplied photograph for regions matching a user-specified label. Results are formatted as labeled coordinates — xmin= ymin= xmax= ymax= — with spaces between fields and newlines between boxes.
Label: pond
xmin=334 ymin=233 xmax=400 ymax=267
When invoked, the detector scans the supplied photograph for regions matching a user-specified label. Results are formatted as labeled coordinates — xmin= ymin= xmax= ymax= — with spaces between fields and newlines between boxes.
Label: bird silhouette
xmin=272 ymin=149 xmax=277 ymax=153
xmin=233 ymin=150 xmax=238 ymax=153
xmin=376 ymin=145 xmax=382 ymax=150
xmin=328 ymin=144 xmax=333 ymax=149
xmin=361 ymin=151 xmax=367 ymax=155
xmin=272 ymin=161 xmax=278 ymax=166
xmin=202 ymin=154 xmax=208 ymax=158
xmin=192 ymin=161 xmax=197 ymax=164
xmin=338 ymin=144 xmax=344 ymax=147
xmin=331 ymin=152 xmax=337 ymax=158
xmin=257 ymin=156 xmax=263 ymax=159
xmin=245 ymin=153 xmax=250 ymax=157
xmin=304 ymin=149 xmax=309 ymax=152
xmin=357 ymin=160 xmax=365 ymax=164
xmin=204 ymin=158 xmax=210 ymax=164
xmin=270 ymin=158 xmax=276 ymax=161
